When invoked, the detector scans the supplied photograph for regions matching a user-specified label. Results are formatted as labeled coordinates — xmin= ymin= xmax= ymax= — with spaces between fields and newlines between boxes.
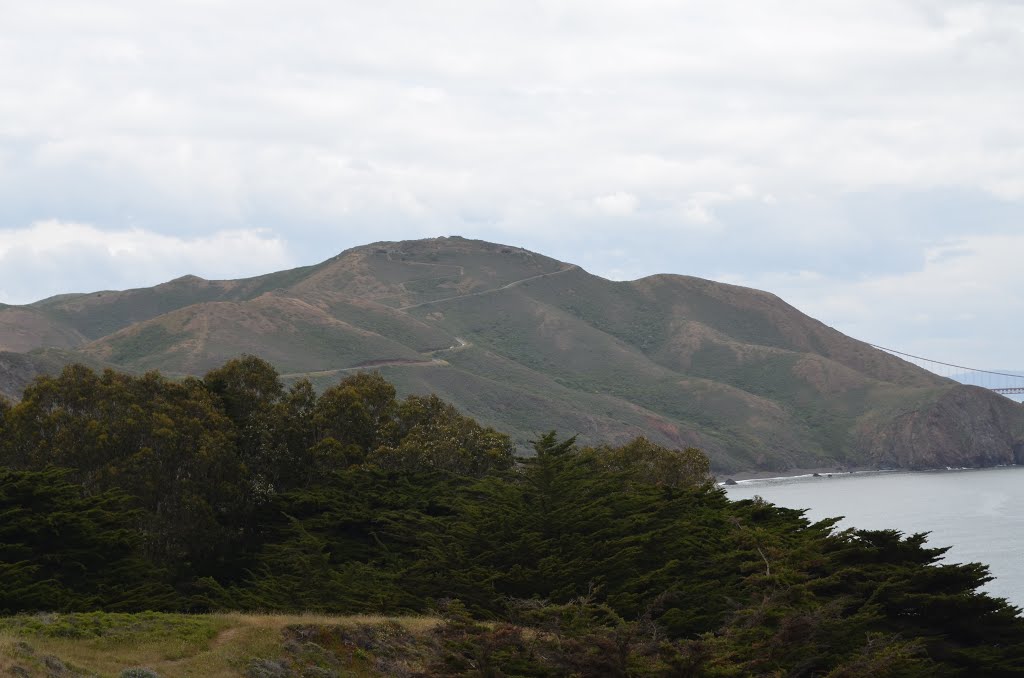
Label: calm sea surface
xmin=724 ymin=466 xmax=1024 ymax=608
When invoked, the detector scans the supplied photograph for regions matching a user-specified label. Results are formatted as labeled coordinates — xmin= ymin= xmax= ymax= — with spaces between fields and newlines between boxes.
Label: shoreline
xmin=715 ymin=462 xmax=1022 ymax=486
xmin=715 ymin=465 xmax=877 ymax=484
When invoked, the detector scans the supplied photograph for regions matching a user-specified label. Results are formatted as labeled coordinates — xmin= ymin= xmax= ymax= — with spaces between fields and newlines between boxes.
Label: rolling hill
xmin=1 ymin=236 xmax=1021 ymax=472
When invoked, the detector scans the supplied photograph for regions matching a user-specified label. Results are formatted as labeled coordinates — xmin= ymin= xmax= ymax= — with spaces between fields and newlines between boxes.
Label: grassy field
xmin=0 ymin=611 xmax=440 ymax=677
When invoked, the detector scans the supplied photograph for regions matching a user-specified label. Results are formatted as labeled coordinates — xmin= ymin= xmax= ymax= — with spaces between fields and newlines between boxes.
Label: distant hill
xmin=2 ymin=236 xmax=1021 ymax=472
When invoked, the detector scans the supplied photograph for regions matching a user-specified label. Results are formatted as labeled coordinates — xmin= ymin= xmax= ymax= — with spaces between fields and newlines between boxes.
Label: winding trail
xmin=279 ymin=359 xmax=438 ymax=380
xmin=280 ymin=260 xmax=576 ymax=378
xmin=367 ymin=250 xmax=466 ymax=305
xmin=398 ymin=265 xmax=578 ymax=311
xmin=151 ymin=625 xmax=242 ymax=671
xmin=280 ymin=338 xmax=473 ymax=380
xmin=427 ymin=336 xmax=471 ymax=355
xmin=210 ymin=627 xmax=240 ymax=649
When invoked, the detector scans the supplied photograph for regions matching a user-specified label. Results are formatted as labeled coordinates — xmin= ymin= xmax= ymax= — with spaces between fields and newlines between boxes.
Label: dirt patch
xmin=210 ymin=627 xmax=240 ymax=649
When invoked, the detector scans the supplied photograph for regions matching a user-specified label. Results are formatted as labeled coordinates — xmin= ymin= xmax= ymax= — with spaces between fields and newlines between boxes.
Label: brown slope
xmin=0 ymin=305 xmax=88 ymax=352
xmin=1 ymin=236 xmax=1021 ymax=473
xmin=0 ymin=262 xmax=330 ymax=352
xmin=286 ymin=237 xmax=568 ymax=308
xmin=629 ymin=274 xmax=943 ymax=387
xmin=78 ymin=292 xmax=448 ymax=375
xmin=0 ymin=236 xmax=557 ymax=352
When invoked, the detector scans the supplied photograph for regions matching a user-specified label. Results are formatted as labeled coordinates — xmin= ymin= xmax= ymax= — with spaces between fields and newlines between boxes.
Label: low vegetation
xmin=1 ymin=357 xmax=1023 ymax=675
xmin=6 ymin=237 xmax=1020 ymax=473
xmin=0 ymin=611 xmax=437 ymax=677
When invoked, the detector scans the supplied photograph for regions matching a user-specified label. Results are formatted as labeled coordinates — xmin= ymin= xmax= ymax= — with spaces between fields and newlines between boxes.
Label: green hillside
xmin=0 ymin=236 xmax=1021 ymax=472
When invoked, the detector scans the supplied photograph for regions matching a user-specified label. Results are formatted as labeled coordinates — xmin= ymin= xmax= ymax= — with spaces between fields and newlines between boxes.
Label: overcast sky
xmin=2 ymin=1 xmax=1023 ymax=369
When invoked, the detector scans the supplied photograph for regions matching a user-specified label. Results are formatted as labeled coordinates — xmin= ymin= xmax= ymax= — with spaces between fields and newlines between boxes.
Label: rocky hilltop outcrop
xmin=0 ymin=236 xmax=1021 ymax=472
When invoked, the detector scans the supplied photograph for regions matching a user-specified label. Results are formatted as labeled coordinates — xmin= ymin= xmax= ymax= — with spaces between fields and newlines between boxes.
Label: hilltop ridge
xmin=1 ymin=235 xmax=1021 ymax=472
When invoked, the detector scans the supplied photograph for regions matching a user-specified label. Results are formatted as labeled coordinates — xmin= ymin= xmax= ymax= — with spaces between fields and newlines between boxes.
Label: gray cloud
xmin=1 ymin=1 xmax=1023 ymax=369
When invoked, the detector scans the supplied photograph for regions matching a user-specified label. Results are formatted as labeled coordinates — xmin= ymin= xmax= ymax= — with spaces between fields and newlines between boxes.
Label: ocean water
xmin=724 ymin=466 xmax=1024 ymax=608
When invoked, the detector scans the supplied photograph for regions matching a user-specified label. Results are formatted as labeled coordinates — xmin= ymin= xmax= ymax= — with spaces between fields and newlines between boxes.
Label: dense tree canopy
xmin=0 ymin=467 xmax=174 ymax=614
xmin=0 ymin=357 xmax=1022 ymax=675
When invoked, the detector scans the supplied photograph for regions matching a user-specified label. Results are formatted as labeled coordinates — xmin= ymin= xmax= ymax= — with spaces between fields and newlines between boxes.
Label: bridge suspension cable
xmin=869 ymin=344 xmax=1024 ymax=396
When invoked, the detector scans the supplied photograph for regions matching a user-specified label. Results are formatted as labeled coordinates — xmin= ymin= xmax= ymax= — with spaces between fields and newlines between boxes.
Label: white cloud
xmin=593 ymin=192 xmax=637 ymax=216
xmin=0 ymin=221 xmax=294 ymax=304
xmin=3 ymin=0 xmax=1022 ymax=220
xmin=681 ymin=202 xmax=712 ymax=225
xmin=0 ymin=1 xmax=1023 ymax=365
xmin=722 ymin=233 xmax=1024 ymax=369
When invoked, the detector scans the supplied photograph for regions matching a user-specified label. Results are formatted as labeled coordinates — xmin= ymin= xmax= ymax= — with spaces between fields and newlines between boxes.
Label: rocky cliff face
xmin=856 ymin=385 xmax=1024 ymax=469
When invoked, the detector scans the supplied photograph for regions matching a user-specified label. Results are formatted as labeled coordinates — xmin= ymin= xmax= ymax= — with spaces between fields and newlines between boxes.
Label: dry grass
xmin=0 ymin=611 xmax=440 ymax=677
xmin=223 ymin=611 xmax=439 ymax=633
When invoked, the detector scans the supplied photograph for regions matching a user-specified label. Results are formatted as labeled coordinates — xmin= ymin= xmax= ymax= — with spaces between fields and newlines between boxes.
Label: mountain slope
xmin=1 ymin=236 xmax=1020 ymax=472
